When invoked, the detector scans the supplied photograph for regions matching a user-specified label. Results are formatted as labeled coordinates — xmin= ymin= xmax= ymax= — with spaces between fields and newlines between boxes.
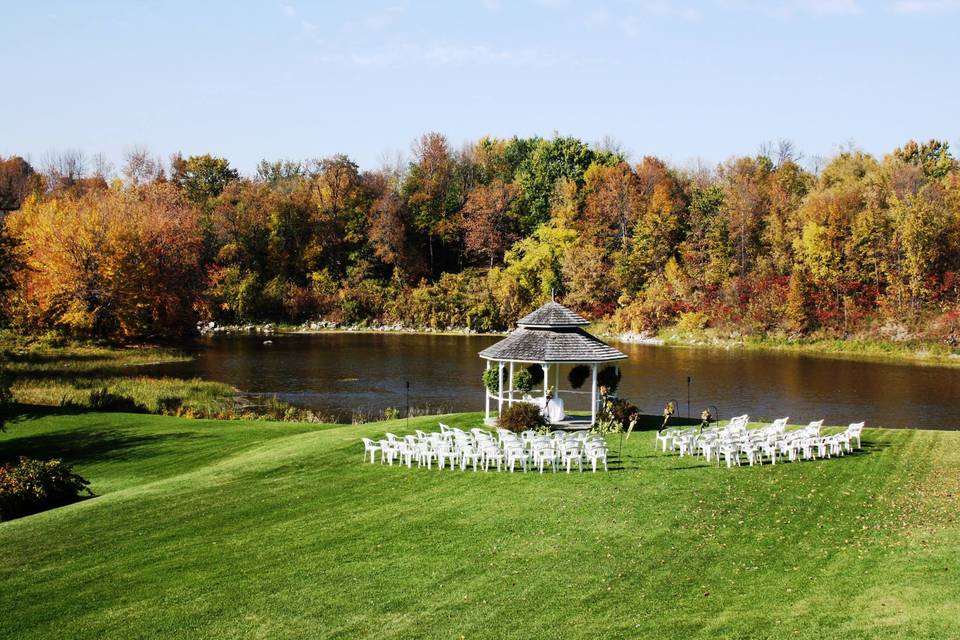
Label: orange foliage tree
xmin=7 ymin=183 xmax=203 ymax=338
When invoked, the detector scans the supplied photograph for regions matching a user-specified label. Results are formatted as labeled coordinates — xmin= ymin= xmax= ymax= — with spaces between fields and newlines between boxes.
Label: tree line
xmin=1 ymin=135 xmax=958 ymax=343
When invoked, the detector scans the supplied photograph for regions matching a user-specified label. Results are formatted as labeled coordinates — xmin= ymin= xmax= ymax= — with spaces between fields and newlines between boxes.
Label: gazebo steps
xmin=550 ymin=416 xmax=593 ymax=431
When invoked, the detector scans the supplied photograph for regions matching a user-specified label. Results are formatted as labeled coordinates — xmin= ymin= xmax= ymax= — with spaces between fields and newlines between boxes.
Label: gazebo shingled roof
xmin=516 ymin=301 xmax=590 ymax=328
xmin=479 ymin=301 xmax=627 ymax=363
xmin=478 ymin=327 xmax=626 ymax=363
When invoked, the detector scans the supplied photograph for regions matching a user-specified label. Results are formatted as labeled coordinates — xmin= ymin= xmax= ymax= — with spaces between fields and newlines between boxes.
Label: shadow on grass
xmin=6 ymin=403 xmax=149 ymax=423
xmin=0 ymin=421 xmax=205 ymax=468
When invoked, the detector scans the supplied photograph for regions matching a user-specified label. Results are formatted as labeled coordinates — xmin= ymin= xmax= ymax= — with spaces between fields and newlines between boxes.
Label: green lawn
xmin=1 ymin=409 xmax=958 ymax=639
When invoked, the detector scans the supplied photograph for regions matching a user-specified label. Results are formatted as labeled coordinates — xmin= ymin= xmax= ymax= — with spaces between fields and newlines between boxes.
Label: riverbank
xmin=1 ymin=409 xmax=958 ymax=638
xmin=646 ymin=326 xmax=960 ymax=368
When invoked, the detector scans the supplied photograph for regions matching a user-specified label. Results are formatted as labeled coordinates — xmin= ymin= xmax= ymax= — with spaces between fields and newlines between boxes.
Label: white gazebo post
xmin=497 ymin=361 xmax=505 ymax=417
xmin=484 ymin=360 xmax=491 ymax=423
xmin=555 ymin=364 xmax=561 ymax=404
xmin=590 ymin=363 xmax=598 ymax=425
xmin=508 ymin=361 xmax=515 ymax=407
xmin=542 ymin=363 xmax=549 ymax=404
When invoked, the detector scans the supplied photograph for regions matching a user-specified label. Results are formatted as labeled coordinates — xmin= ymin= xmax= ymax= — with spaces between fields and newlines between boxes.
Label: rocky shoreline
xmin=197 ymin=320 xmax=491 ymax=336
xmin=197 ymin=319 xmax=666 ymax=346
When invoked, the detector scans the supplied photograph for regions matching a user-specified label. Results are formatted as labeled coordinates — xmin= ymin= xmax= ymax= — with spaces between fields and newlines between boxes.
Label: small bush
xmin=567 ymin=365 xmax=591 ymax=389
xmin=156 ymin=396 xmax=184 ymax=415
xmin=88 ymin=388 xmax=147 ymax=413
xmin=0 ymin=457 xmax=92 ymax=521
xmin=675 ymin=311 xmax=709 ymax=333
xmin=595 ymin=397 xmax=640 ymax=434
xmin=497 ymin=402 xmax=547 ymax=433
xmin=512 ymin=369 xmax=534 ymax=395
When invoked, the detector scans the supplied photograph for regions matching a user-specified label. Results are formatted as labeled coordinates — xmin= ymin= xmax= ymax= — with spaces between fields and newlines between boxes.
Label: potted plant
xmin=512 ymin=369 xmax=534 ymax=396
xmin=481 ymin=368 xmax=504 ymax=395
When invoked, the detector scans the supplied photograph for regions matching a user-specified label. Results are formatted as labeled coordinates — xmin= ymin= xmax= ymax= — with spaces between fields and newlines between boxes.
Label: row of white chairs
xmin=656 ymin=415 xmax=865 ymax=467
xmin=362 ymin=423 xmax=609 ymax=473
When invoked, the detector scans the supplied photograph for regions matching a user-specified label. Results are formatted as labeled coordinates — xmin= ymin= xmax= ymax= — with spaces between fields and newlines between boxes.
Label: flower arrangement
xmin=699 ymin=408 xmax=712 ymax=432
xmin=661 ymin=401 xmax=676 ymax=430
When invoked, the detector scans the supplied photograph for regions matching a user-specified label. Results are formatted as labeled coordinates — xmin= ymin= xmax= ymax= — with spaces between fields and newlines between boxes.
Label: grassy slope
xmin=1 ymin=411 xmax=958 ymax=640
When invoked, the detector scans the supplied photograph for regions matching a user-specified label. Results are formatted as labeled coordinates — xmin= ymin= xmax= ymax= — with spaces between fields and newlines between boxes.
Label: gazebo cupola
xmin=479 ymin=301 xmax=628 ymax=427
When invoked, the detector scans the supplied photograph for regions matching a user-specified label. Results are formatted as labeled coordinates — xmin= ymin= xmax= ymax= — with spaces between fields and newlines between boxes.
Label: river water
xmin=143 ymin=332 xmax=959 ymax=429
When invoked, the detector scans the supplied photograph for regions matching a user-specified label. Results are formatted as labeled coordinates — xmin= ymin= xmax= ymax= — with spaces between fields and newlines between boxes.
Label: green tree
xmin=893 ymin=139 xmax=956 ymax=180
xmin=493 ymin=222 xmax=576 ymax=316
xmin=171 ymin=153 xmax=240 ymax=207
xmin=514 ymin=137 xmax=619 ymax=234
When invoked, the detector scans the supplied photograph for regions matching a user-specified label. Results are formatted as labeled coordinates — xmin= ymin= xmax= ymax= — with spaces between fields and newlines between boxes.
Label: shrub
xmin=156 ymin=396 xmax=184 ymax=415
xmin=88 ymin=388 xmax=147 ymax=413
xmin=597 ymin=366 xmax=622 ymax=395
xmin=674 ymin=311 xmax=709 ymax=333
xmin=497 ymin=402 xmax=547 ymax=433
xmin=0 ymin=364 xmax=11 ymax=431
xmin=512 ymin=369 xmax=534 ymax=395
xmin=601 ymin=397 xmax=640 ymax=432
xmin=0 ymin=457 xmax=92 ymax=521
xmin=567 ymin=365 xmax=590 ymax=389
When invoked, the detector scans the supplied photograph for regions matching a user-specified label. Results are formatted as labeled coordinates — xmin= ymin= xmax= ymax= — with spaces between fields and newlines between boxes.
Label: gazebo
xmin=479 ymin=301 xmax=628 ymax=428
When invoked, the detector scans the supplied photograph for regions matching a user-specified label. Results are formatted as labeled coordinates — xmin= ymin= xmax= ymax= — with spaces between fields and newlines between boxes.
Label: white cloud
xmin=890 ymin=0 xmax=960 ymax=13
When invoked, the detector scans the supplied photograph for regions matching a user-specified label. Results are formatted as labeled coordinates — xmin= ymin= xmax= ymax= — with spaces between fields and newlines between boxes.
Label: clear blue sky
xmin=2 ymin=0 xmax=958 ymax=174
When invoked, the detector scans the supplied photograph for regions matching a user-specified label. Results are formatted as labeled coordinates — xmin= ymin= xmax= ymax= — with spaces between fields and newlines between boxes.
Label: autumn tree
xmin=623 ymin=181 xmax=685 ymax=293
xmin=403 ymin=133 xmax=465 ymax=275
xmin=0 ymin=156 xmax=41 ymax=212
xmin=122 ymin=146 xmax=166 ymax=186
xmin=718 ymin=156 xmax=771 ymax=280
xmin=579 ymin=162 xmax=641 ymax=251
xmin=461 ymin=179 xmax=518 ymax=268
xmin=7 ymin=184 xmax=203 ymax=337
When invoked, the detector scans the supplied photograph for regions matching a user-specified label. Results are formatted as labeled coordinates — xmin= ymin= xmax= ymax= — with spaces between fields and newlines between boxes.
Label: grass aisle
xmin=1 ymin=410 xmax=958 ymax=639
